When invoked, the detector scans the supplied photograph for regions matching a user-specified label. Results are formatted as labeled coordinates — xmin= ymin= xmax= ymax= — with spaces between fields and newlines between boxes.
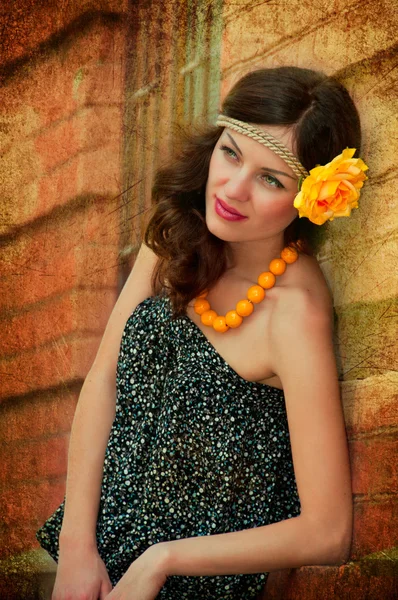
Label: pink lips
xmin=215 ymin=196 xmax=247 ymax=221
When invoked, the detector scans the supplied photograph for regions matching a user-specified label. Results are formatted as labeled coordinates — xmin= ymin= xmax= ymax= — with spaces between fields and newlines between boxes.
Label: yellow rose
xmin=293 ymin=148 xmax=369 ymax=225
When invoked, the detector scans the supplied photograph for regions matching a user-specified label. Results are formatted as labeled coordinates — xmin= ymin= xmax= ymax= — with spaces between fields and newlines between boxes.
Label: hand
xmin=51 ymin=542 xmax=113 ymax=600
xmin=105 ymin=543 xmax=169 ymax=600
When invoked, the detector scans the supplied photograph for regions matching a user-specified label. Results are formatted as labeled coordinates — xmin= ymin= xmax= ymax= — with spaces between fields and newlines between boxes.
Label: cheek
xmin=208 ymin=150 xmax=229 ymax=181
xmin=206 ymin=157 xmax=224 ymax=198
xmin=256 ymin=193 xmax=297 ymax=222
xmin=207 ymin=157 xmax=216 ymax=182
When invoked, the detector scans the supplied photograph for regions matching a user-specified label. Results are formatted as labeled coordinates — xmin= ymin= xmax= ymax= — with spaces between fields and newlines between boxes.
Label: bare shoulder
xmin=274 ymin=254 xmax=333 ymax=317
xmin=268 ymin=252 xmax=334 ymax=334
xmin=265 ymin=252 xmax=337 ymax=388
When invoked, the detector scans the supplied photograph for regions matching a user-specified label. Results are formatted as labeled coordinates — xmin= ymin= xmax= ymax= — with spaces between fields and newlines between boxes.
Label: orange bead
xmin=194 ymin=298 xmax=210 ymax=315
xmin=247 ymin=285 xmax=265 ymax=304
xmin=269 ymin=258 xmax=286 ymax=275
xmin=281 ymin=246 xmax=299 ymax=264
xmin=236 ymin=299 xmax=254 ymax=317
xmin=257 ymin=271 xmax=276 ymax=289
xmin=200 ymin=309 xmax=218 ymax=326
xmin=213 ymin=316 xmax=229 ymax=333
xmin=225 ymin=310 xmax=243 ymax=328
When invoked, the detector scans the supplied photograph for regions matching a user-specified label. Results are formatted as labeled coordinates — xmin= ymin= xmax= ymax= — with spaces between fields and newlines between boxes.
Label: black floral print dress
xmin=36 ymin=294 xmax=301 ymax=599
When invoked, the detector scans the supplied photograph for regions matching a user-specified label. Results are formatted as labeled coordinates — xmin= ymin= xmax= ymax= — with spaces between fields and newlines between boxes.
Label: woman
xmin=36 ymin=66 xmax=368 ymax=600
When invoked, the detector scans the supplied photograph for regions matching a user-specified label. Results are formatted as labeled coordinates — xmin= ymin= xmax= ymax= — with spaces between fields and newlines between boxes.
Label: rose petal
xmin=318 ymin=180 xmax=341 ymax=200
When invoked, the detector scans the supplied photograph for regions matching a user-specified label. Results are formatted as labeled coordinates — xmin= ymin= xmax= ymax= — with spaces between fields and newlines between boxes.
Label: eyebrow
xmin=225 ymin=132 xmax=298 ymax=181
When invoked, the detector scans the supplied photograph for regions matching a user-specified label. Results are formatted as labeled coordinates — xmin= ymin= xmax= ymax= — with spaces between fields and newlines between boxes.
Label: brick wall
xmin=0 ymin=0 xmax=128 ymax=575
xmin=0 ymin=1 xmax=223 ymax=596
xmin=220 ymin=0 xmax=397 ymax=597
xmin=1 ymin=1 xmax=396 ymax=598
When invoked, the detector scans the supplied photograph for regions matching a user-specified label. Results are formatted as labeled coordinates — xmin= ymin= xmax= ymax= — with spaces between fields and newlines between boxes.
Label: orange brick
xmin=0 ymin=214 xmax=120 ymax=311
xmin=1 ymin=136 xmax=40 ymax=187
xmin=0 ymin=20 xmax=127 ymax=134
xmin=1 ymin=479 xmax=65 ymax=526
xmin=0 ymin=287 xmax=117 ymax=357
xmin=0 ymin=58 xmax=76 ymax=140
xmin=34 ymin=117 xmax=81 ymax=175
xmin=352 ymin=497 xmax=397 ymax=559
xmin=73 ymin=287 xmax=118 ymax=331
xmin=0 ymin=334 xmax=102 ymax=399
xmin=35 ymin=156 xmax=79 ymax=221
xmin=366 ymin=574 xmax=397 ymax=600
xmin=263 ymin=559 xmax=397 ymax=599
xmin=0 ymin=390 xmax=77 ymax=442
xmin=0 ymin=253 xmax=118 ymax=312
xmin=263 ymin=566 xmax=337 ymax=600
xmin=0 ymin=246 xmax=78 ymax=312
xmin=31 ymin=132 xmax=122 ymax=227
xmin=0 ymin=181 xmax=40 ymax=237
xmin=83 ymin=195 xmax=125 ymax=243
xmin=0 ymin=137 xmax=41 ymax=235
xmin=0 ymin=1 xmax=128 ymax=66
xmin=333 ymin=564 xmax=367 ymax=600
xmin=0 ymin=435 xmax=69 ymax=484
xmin=0 ymin=294 xmax=74 ymax=358
xmin=350 ymin=438 xmax=398 ymax=496
xmin=75 ymin=244 xmax=120 ymax=288
xmin=0 ymin=520 xmax=45 ymax=559
xmin=75 ymin=59 xmax=126 ymax=106
xmin=82 ymin=105 xmax=123 ymax=149
xmin=0 ymin=479 xmax=65 ymax=559
xmin=34 ymin=105 xmax=123 ymax=178
xmin=332 ymin=561 xmax=395 ymax=600
xmin=3 ymin=189 xmax=122 ymax=271
xmin=78 ymin=143 xmax=123 ymax=197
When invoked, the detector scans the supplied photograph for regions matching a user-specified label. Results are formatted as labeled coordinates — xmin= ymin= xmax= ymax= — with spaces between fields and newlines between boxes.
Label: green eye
xmin=261 ymin=174 xmax=283 ymax=189
xmin=220 ymin=144 xmax=285 ymax=189
xmin=220 ymin=145 xmax=238 ymax=159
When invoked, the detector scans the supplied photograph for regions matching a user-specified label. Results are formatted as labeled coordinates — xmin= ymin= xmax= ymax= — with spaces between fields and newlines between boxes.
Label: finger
xmin=100 ymin=578 xmax=113 ymax=599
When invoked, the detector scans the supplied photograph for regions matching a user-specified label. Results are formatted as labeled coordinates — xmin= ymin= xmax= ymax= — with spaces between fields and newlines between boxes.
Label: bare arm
xmin=59 ymin=243 xmax=159 ymax=550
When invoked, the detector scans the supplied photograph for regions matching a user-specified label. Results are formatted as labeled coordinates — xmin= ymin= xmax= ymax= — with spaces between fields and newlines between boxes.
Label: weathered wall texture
xmin=120 ymin=0 xmax=222 ymax=269
xmin=0 ymin=1 xmax=129 ymax=594
xmin=0 ymin=0 xmax=396 ymax=598
xmin=219 ymin=0 xmax=397 ymax=597
xmin=0 ymin=0 xmax=223 ymax=596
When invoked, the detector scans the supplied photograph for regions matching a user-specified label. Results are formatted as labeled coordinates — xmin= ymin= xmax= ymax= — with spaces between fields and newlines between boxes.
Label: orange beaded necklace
xmin=193 ymin=245 xmax=299 ymax=333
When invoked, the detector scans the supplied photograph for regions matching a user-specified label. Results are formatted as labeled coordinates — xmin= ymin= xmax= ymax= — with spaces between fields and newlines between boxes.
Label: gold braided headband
xmin=215 ymin=114 xmax=309 ymax=179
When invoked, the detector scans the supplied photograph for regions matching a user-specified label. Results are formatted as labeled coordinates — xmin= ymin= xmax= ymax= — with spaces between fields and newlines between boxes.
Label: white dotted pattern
xmin=36 ymin=295 xmax=301 ymax=598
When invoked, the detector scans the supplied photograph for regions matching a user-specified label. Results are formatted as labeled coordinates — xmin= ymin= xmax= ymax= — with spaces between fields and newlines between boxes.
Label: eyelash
xmin=219 ymin=144 xmax=284 ymax=189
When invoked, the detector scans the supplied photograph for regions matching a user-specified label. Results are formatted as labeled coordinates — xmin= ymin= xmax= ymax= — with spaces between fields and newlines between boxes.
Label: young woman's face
xmin=205 ymin=125 xmax=300 ymax=243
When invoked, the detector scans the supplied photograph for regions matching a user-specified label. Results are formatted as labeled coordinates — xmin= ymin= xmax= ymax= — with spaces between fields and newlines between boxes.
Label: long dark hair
xmin=144 ymin=66 xmax=362 ymax=316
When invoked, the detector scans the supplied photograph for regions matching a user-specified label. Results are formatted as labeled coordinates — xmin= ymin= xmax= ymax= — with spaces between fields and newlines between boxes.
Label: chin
xmin=205 ymin=213 xmax=247 ymax=243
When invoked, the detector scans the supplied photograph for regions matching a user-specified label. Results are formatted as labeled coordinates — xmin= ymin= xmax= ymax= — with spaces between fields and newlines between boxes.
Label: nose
xmin=223 ymin=171 xmax=251 ymax=203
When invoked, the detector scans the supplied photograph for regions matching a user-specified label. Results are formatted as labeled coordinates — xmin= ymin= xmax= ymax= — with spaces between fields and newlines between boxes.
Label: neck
xmin=226 ymin=235 xmax=286 ymax=282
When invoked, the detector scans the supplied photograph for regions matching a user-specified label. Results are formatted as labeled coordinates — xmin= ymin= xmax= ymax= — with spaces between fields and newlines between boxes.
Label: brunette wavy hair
xmin=144 ymin=66 xmax=362 ymax=316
